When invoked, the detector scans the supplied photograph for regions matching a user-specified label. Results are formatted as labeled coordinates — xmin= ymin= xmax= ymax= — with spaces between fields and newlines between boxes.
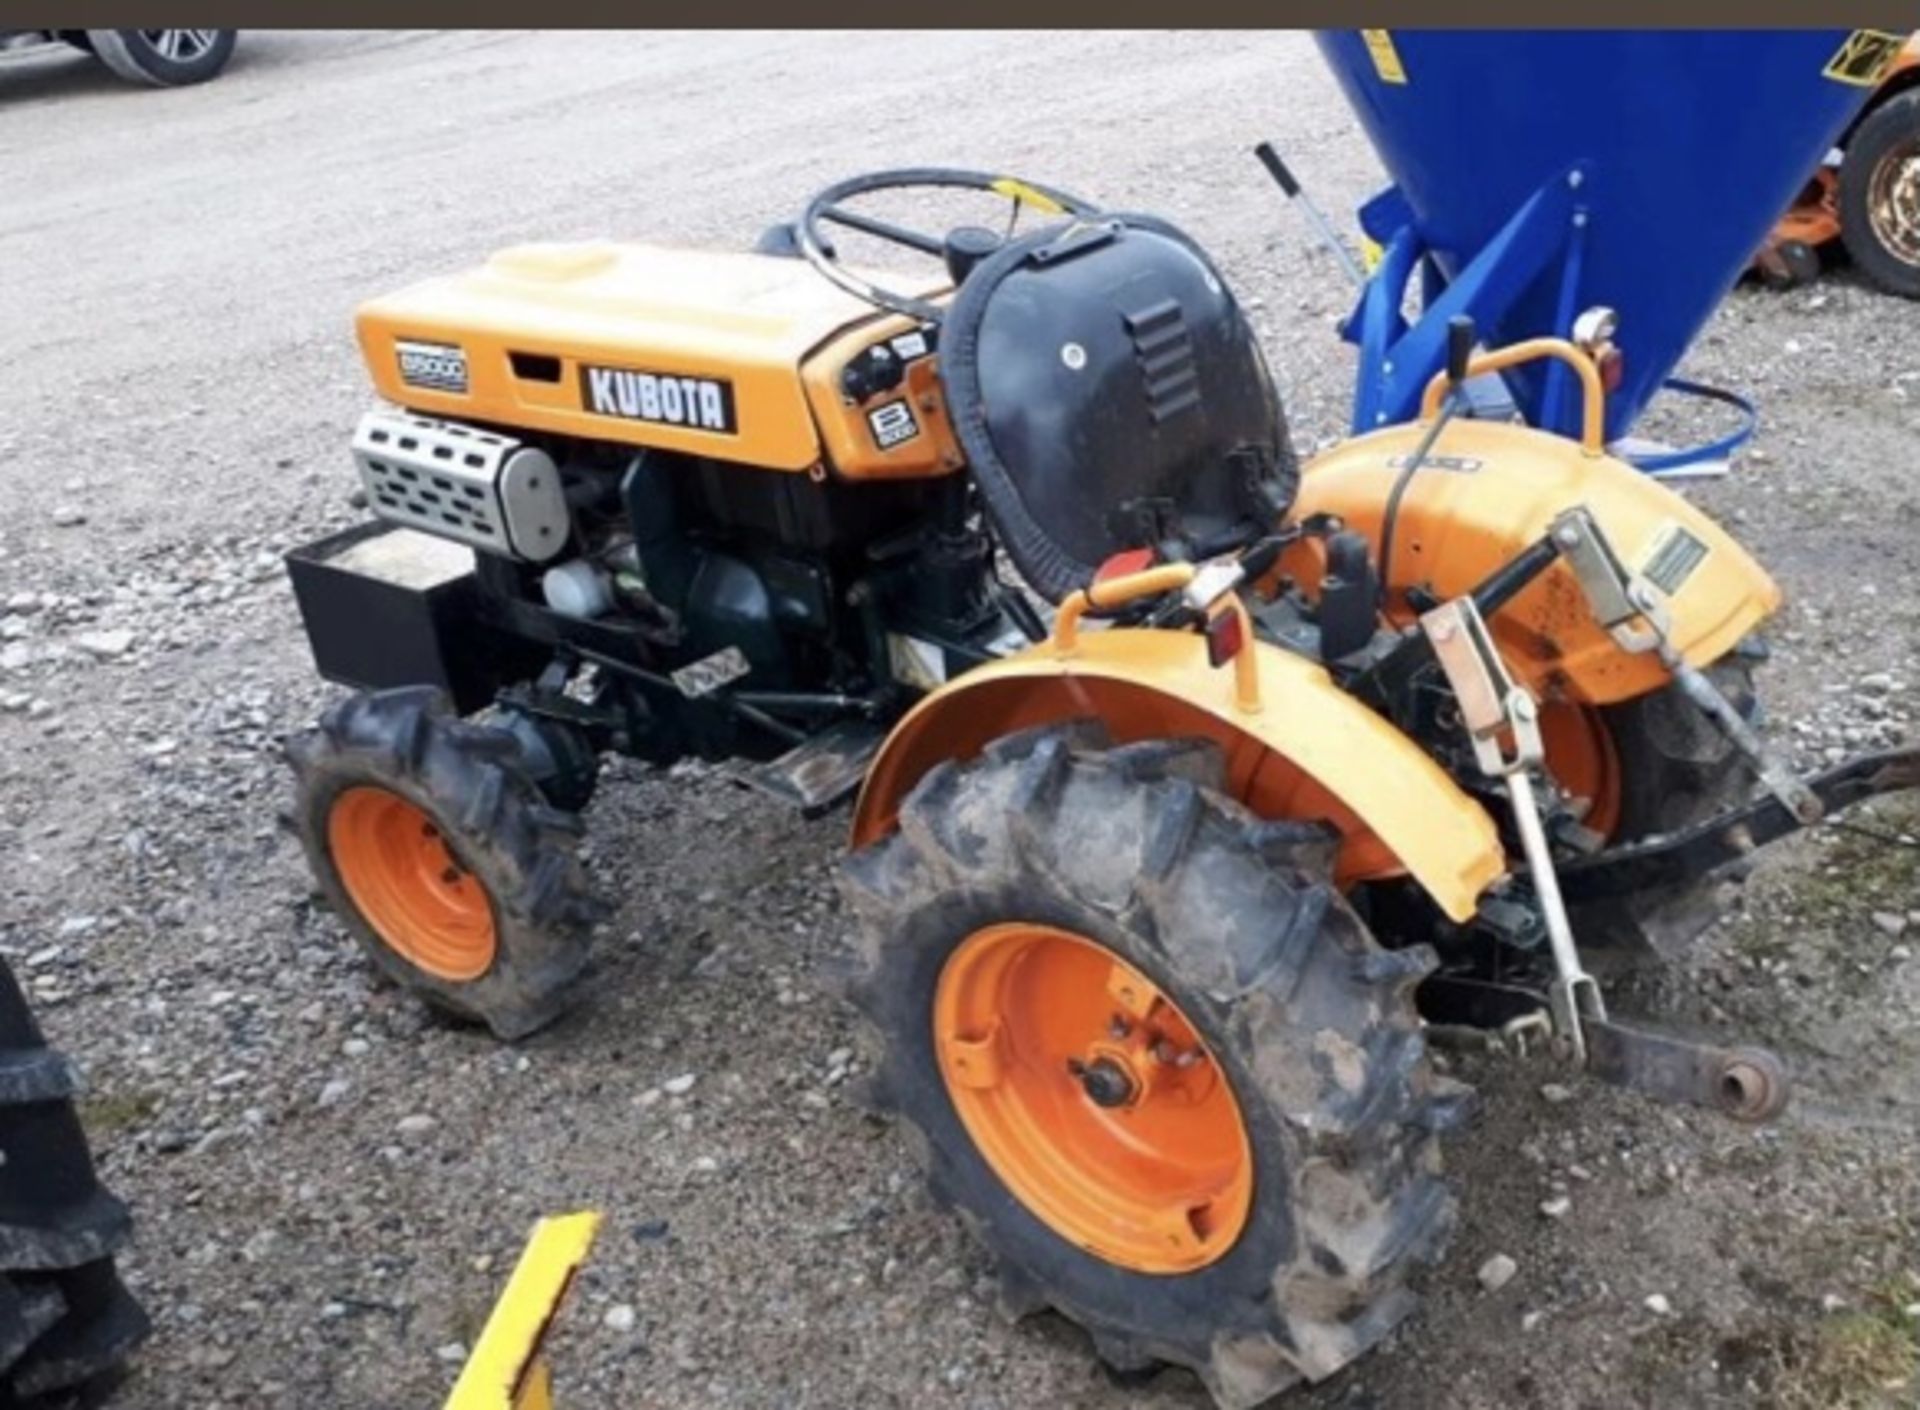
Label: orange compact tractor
xmin=284 ymin=172 xmax=1917 ymax=1404
xmin=1757 ymin=31 xmax=1920 ymax=296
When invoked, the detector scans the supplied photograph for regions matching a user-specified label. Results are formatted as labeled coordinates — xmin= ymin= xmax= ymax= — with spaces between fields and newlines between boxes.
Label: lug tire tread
xmin=0 ymin=958 xmax=148 ymax=1401
xmin=285 ymin=689 xmax=597 ymax=1040
xmin=1575 ymin=658 xmax=1761 ymax=964
xmin=840 ymin=723 xmax=1459 ymax=1407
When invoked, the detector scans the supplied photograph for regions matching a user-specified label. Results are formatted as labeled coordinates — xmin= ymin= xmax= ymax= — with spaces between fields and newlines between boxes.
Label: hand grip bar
xmin=1419 ymin=337 xmax=1607 ymax=455
xmin=1052 ymin=564 xmax=1197 ymax=653
xmin=1052 ymin=563 xmax=1262 ymax=713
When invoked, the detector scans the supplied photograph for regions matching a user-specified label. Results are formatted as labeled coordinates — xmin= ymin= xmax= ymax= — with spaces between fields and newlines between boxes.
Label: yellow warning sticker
xmin=1824 ymin=29 xmax=1904 ymax=87
xmin=1361 ymin=30 xmax=1407 ymax=86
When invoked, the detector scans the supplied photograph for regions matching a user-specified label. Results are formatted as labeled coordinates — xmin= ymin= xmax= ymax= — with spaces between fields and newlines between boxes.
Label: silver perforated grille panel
xmin=350 ymin=411 xmax=568 ymax=562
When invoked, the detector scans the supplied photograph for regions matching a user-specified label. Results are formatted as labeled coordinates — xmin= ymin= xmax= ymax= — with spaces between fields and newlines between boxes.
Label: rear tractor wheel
xmin=842 ymin=723 xmax=1466 ymax=1407
xmin=285 ymin=688 xmax=602 ymax=1041
xmin=1546 ymin=658 xmax=1761 ymax=965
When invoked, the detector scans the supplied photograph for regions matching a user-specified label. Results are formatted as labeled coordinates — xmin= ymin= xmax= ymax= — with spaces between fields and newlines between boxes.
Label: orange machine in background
xmin=1756 ymin=32 xmax=1919 ymax=297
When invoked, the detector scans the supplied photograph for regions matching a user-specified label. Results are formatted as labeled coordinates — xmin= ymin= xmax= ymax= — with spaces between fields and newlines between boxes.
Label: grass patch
xmin=1797 ymin=798 xmax=1920 ymax=913
xmin=1769 ymin=1277 xmax=1919 ymax=1410
xmin=77 ymin=1087 xmax=160 ymax=1138
xmin=1732 ymin=795 xmax=1920 ymax=983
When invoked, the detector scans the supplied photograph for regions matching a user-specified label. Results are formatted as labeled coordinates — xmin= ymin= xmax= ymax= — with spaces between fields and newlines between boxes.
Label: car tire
xmin=85 ymin=30 xmax=235 ymax=87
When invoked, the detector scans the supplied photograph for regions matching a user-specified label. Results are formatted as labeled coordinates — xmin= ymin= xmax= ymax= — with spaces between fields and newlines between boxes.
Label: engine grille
xmin=350 ymin=411 xmax=568 ymax=562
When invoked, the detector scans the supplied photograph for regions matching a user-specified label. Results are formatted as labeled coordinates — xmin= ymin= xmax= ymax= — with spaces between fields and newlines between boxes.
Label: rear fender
xmin=851 ymin=630 xmax=1506 ymax=923
xmin=1283 ymin=419 xmax=1782 ymax=706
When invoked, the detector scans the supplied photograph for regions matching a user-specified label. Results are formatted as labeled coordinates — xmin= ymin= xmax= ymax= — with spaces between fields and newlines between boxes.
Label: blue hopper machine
xmin=1313 ymin=30 xmax=1890 ymax=464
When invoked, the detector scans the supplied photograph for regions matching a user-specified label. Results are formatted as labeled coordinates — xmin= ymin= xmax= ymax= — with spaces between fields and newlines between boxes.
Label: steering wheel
xmin=796 ymin=167 xmax=1100 ymax=323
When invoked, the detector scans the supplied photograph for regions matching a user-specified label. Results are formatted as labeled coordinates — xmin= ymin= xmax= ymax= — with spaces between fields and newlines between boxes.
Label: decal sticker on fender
xmin=1387 ymin=453 xmax=1481 ymax=474
xmin=1640 ymin=522 xmax=1710 ymax=596
xmin=582 ymin=364 xmax=737 ymax=434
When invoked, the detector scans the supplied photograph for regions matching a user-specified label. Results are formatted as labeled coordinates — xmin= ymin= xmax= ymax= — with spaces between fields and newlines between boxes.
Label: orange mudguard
xmin=851 ymin=629 xmax=1506 ymax=923
xmin=1284 ymin=418 xmax=1781 ymax=706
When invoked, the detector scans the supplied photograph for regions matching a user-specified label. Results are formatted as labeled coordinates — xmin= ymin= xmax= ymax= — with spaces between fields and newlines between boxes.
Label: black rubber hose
xmin=1375 ymin=403 xmax=1455 ymax=608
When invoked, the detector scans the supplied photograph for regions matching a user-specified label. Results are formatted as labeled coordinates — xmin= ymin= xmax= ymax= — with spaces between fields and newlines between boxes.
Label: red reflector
xmin=1599 ymin=348 xmax=1625 ymax=393
xmin=1205 ymin=607 xmax=1245 ymax=668
xmin=1094 ymin=547 xmax=1157 ymax=585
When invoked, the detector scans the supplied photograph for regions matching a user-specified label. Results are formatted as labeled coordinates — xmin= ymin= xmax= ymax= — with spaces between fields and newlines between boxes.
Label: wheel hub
xmin=1868 ymin=139 xmax=1920 ymax=269
xmin=327 ymin=786 xmax=498 ymax=981
xmin=1539 ymin=700 xmax=1622 ymax=840
xmin=139 ymin=29 xmax=220 ymax=61
xmin=1071 ymin=1056 xmax=1137 ymax=1109
xmin=933 ymin=922 xmax=1253 ymax=1274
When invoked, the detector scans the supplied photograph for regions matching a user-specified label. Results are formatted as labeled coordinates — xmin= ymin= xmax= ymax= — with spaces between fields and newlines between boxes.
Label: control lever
xmin=1318 ymin=531 xmax=1378 ymax=661
xmin=1252 ymin=142 xmax=1367 ymax=289
xmin=1419 ymin=595 xmax=1605 ymax=1063
xmin=1445 ymin=311 xmax=1474 ymax=385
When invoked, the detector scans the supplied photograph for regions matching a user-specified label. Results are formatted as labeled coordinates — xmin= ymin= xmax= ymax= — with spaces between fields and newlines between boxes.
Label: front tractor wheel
xmin=842 ymin=724 xmax=1465 ymax=1407
xmin=285 ymin=688 xmax=601 ymax=1040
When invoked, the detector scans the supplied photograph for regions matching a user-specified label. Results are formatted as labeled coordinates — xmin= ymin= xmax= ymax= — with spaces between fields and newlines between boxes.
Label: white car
xmin=0 ymin=29 xmax=236 ymax=86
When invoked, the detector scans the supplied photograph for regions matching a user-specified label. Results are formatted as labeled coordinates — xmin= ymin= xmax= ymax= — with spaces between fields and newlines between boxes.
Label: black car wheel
xmin=85 ymin=29 xmax=235 ymax=87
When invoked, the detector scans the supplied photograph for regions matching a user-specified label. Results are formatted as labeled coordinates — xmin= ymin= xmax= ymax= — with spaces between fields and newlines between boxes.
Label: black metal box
xmin=286 ymin=522 xmax=535 ymax=714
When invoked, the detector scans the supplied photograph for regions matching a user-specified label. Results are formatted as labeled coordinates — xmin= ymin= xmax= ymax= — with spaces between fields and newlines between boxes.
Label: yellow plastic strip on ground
xmin=445 ymin=1211 xmax=603 ymax=1410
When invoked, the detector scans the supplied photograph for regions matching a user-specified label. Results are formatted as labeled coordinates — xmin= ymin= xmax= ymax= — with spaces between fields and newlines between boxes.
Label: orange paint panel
xmin=1283 ymin=419 xmax=1781 ymax=706
xmin=357 ymin=242 xmax=941 ymax=472
xmin=800 ymin=318 xmax=966 ymax=482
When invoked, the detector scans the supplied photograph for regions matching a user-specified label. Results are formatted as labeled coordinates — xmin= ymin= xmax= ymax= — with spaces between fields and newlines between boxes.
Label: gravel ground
xmin=2 ymin=29 xmax=1917 ymax=1410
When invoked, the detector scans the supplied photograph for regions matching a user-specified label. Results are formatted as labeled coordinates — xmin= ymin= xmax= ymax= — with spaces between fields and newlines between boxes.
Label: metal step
xmin=731 ymin=719 xmax=884 ymax=817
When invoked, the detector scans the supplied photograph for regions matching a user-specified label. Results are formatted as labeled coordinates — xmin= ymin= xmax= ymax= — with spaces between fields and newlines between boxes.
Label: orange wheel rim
xmin=327 ymin=787 xmax=497 ymax=982
xmin=1539 ymin=701 xmax=1622 ymax=840
xmin=933 ymin=923 xmax=1253 ymax=1274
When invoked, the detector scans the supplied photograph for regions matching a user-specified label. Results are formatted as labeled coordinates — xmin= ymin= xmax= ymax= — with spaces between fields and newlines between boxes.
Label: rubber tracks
xmin=0 ymin=959 xmax=147 ymax=1405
